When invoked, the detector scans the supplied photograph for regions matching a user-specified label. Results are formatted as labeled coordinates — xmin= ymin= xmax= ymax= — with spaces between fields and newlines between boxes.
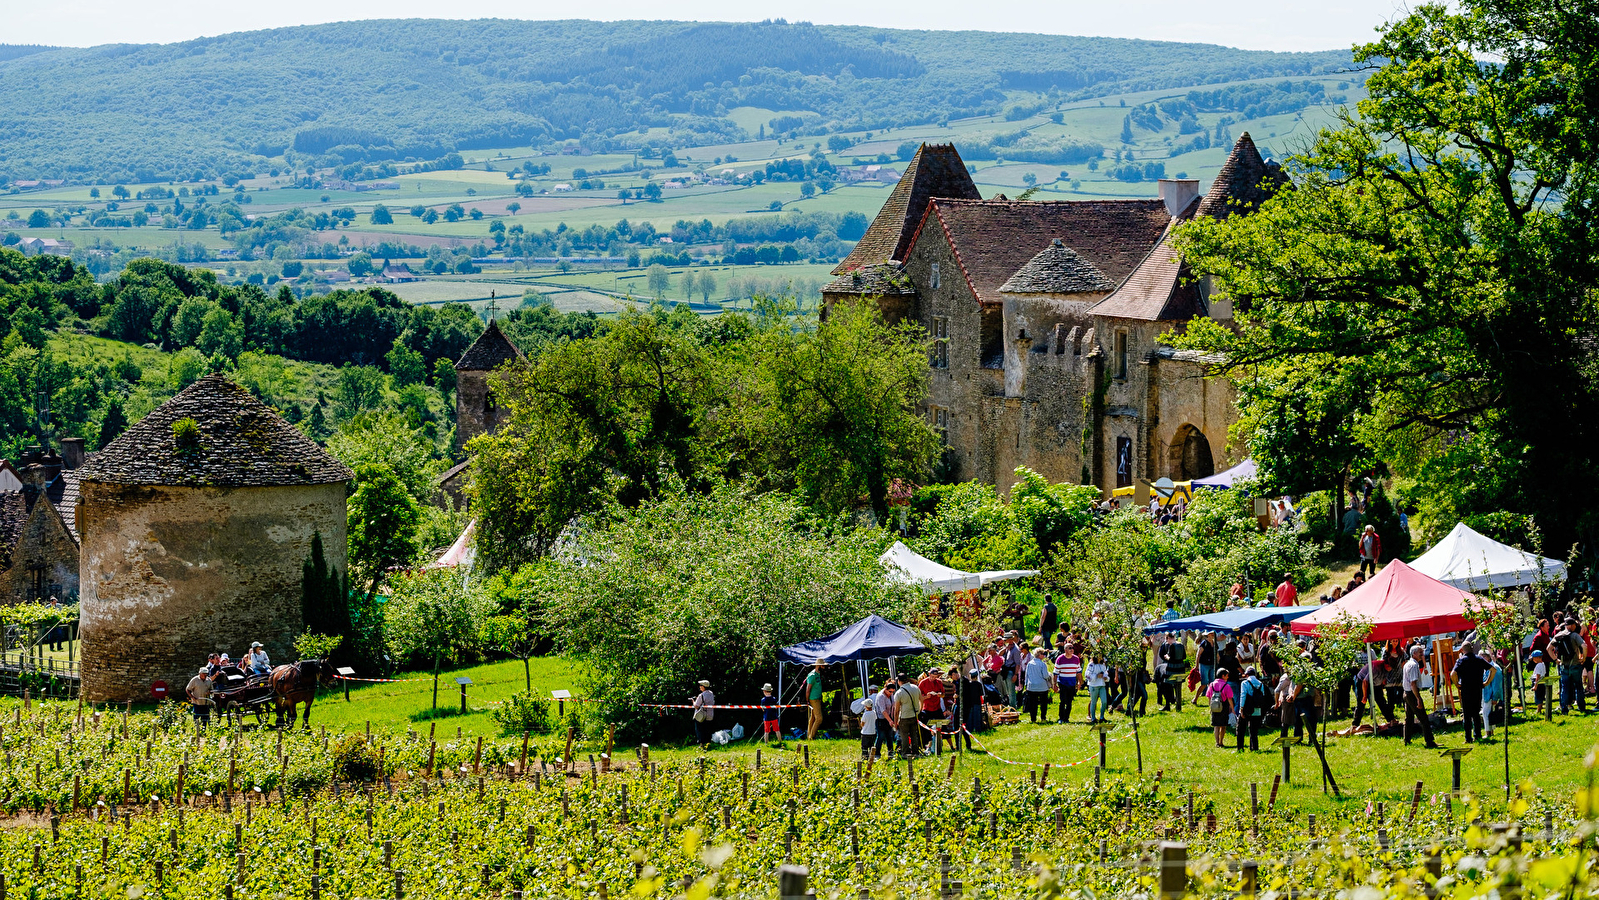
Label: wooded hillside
xmin=0 ymin=19 xmax=1351 ymax=183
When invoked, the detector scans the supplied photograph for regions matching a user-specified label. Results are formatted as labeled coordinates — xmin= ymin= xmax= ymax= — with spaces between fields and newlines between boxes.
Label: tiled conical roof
xmin=1196 ymin=133 xmax=1286 ymax=220
xmin=454 ymin=319 xmax=524 ymax=372
xmin=77 ymin=375 xmax=353 ymax=488
xmin=1000 ymin=239 xmax=1118 ymax=294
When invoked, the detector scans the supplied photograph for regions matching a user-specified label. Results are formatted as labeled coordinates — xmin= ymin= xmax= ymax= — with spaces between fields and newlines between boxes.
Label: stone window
xmin=929 ymin=406 xmax=949 ymax=440
xmin=930 ymin=262 xmax=940 ymax=290
xmin=930 ymin=316 xmax=949 ymax=369
xmin=1114 ymin=330 xmax=1129 ymax=380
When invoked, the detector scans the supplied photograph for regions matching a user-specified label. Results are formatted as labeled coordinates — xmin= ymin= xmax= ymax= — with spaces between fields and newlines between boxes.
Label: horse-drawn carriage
xmin=210 ymin=667 xmax=275 ymax=726
xmin=209 ymin=660 xmax=335 ymax=729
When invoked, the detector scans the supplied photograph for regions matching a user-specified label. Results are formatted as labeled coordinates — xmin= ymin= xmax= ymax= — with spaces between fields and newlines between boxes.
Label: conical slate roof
xmin=454 ymin=319 xmax=524 ymax=372
xmin=999 ymin=239 xmax=1118 ymax=294
xmin=78 ymin=375 xmax=353 ymax=488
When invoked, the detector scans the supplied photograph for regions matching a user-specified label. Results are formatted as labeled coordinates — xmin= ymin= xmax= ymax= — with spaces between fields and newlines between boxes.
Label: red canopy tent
xmin=1290 ymin=559 xmax=1485 ymax=641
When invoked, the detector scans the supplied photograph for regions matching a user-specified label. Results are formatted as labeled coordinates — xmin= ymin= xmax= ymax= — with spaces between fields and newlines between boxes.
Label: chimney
xmin=1158 ymin=179 xmax=1201 ymax=217
xmin=61 ymin=437 xmax=84 ymax=470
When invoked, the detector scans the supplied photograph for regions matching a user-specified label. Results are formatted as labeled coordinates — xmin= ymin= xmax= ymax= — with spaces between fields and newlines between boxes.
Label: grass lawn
xmin=300 ymin=656 xmax=580 ymax=738
xmin=286 ymin=654 xmax=1596 ymax=817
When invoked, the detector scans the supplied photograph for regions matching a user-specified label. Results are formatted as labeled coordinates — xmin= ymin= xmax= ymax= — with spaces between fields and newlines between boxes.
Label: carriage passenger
xmin=247 ymin=642 xmax=271 ymax=675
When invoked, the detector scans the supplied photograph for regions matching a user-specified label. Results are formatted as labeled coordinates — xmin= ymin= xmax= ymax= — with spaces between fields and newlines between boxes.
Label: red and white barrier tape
xmin=332 ymin=675 xmax=432 ymax=684
xmin=639 ymin=703 xmax=809 ymax=710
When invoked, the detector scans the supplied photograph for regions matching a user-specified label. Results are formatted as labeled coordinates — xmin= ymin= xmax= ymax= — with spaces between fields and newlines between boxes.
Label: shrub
xmin=490 ymin=691 xmax=554 ymax=736
xmin=331 ymin=735 xmax=382 ymax=782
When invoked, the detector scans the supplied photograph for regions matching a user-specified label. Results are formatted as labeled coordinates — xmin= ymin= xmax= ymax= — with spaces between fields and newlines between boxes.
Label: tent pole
xmin=778 ymin=662 xmax=785 ymax=735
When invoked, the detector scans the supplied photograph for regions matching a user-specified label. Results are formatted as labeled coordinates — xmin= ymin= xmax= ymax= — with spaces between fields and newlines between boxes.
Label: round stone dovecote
xmin=76 ymin=375 xmax=352 ymax=702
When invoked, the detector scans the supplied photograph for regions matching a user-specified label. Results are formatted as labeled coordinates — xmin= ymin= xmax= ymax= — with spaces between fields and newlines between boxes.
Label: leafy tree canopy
xmin=1174 ymin=0 xmax=1599 ymax=553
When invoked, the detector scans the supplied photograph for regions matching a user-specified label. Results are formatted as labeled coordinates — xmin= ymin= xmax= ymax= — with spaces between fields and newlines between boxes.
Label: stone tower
xmin=454 ymin=319 xmax=524 ymax=446
xmin=76 ymin=375 xmax=353 ymax=702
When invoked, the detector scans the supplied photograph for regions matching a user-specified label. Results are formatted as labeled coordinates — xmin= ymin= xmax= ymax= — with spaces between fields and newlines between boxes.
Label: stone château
xmin=823 ymin=136 xmax=1283 ymax=498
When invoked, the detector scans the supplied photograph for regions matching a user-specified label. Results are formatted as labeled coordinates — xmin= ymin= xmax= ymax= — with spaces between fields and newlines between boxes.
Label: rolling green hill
xmin=0 ymin=19 xmax=1352 ymax=183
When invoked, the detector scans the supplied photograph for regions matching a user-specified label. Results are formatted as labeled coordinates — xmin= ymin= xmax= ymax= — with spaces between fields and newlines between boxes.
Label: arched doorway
xmin=1168 ymin=425 xmax=1215 ymax=481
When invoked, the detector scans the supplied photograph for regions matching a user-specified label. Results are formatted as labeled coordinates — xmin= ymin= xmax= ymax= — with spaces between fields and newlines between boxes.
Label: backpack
xmin=1209 ymin=689 xmax=1226 ymax=712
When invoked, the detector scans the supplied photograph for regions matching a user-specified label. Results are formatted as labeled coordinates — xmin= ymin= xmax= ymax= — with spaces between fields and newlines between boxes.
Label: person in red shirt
xmin=1274 ymin=574 xmax=1298 ymax=607
xmin=917 ymin=669 xmax=946 ymax=754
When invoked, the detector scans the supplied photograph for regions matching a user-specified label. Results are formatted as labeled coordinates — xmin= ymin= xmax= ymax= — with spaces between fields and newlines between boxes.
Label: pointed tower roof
xmin=454 ymin=319 xmax=524 ymax=372
xmin=1196 ymin=133 xmax=1286 ymax=220
xmin=1000 ymin=239 xmax=1118 ymax=295
xmin=831 ymin=143 xmax=981 ymax=276
xmin=78 ymin=375 xmax=353 ymax=488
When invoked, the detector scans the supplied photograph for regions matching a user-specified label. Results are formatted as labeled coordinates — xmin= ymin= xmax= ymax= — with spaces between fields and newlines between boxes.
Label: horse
xmin=269 ymin=659 xmax=335 ymax=730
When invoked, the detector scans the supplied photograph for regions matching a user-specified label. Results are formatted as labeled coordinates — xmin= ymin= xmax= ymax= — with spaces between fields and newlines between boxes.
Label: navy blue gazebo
xmin=776 ymin=614 xmax=958 ymax=706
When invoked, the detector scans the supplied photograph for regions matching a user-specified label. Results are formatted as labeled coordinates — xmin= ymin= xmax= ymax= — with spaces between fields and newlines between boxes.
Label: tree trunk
xmin=1333 ymin=474 xmax=1345 ymax=540
xmin=524 ymin=657 xmax=531 ymax=694
xmin=432 ymin=654 xmax=441 ymax=711
xmin=1503 ymin=702 xmax=1512 ymax=801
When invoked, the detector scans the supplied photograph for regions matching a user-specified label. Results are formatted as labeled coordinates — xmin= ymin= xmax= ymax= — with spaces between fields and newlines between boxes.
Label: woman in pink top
xmin=1206 ymin=669 xmax=1235 ymax=748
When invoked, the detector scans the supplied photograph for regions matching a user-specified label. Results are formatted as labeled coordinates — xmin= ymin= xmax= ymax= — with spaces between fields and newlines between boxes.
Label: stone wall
xmin=77 ymin=481 xmax=348 ymax=702
xmin=1092 ymin=318 xmax=1237 ymax=495
xmin=0 ymin=499 xmax=79 ymax=604
xmin=455 ymin=370 xmax=493 ymax=446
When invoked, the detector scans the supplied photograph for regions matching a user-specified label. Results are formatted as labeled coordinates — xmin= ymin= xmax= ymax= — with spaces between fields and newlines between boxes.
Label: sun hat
xmin=761 ymin=683 xmax=773 ymax=691
xmin=251 ymin=642 xmax=263 ymax=648
xmin=698 ymin=679 xmax=711 ymax=686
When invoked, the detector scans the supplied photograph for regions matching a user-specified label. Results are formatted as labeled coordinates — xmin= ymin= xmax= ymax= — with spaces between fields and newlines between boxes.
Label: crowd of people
xmin=690 ymin=597 xmax=1596 ymax=758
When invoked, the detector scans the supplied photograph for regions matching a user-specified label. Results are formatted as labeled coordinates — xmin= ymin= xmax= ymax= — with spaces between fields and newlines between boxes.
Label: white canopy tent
xmin=1409 ymin=521 xmax=1566 ymax=591
xmin=878 ymin=541 xmax=1038 ymax=596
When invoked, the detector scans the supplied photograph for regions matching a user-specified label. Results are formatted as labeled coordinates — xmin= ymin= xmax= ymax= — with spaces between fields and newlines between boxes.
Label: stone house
xmin=0 ymin=439 xmax=88 ymax=604
xmin=823 ymin=136 xmax=1283 ymax=499
xmin=75 ymin=375 xmax=352 ymax=702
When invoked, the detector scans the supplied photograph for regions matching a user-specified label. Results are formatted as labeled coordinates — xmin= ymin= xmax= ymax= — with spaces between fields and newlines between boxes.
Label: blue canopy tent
xmin=775 ymin=614 xmax=959 ymax=712
xmin=1143 ymin=605 xmax=1316 ymax=635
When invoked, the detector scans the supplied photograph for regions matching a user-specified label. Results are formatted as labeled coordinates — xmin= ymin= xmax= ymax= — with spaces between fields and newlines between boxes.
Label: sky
xmin=10 ymin=0 xmax=1409 ymax=53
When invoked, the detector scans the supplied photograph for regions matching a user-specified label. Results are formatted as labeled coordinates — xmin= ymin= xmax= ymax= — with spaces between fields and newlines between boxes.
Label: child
xmin=759 ymin=683 xmax=781 ymax=745
xmin=857 ymin=687 xmax=877 ymax=759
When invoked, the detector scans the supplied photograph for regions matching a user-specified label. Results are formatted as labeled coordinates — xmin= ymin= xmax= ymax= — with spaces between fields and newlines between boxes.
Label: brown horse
xmin=269 ymin=659 xmax=334 ymax=729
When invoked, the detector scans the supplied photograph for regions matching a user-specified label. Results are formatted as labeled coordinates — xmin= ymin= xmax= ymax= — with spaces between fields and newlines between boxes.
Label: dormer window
xmin=930 ymin=263 xmax=940 ymax=290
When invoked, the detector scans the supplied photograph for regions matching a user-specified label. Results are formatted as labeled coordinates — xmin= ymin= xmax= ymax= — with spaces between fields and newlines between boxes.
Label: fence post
xmin=1158 ymin=842 xmax=1187 ymax=899
xmin=777 ymin=861 xmax=809 ymax=897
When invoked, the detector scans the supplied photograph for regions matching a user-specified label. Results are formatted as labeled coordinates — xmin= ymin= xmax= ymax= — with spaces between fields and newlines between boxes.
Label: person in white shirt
xmin=1401 ymin=645 xmax=1438 ymax=748
xmin=1084 ymin=655 xmax=1111 ymax=723
xmin=246 ymin=642 xmax=271 ymax=675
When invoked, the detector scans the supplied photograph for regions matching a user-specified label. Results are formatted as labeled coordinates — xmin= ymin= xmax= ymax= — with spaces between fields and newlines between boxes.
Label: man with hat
xmin=758 ymin=683 xmax=781 ymax=745
xmin=805 ymin=660 xmax=826 ymax=741
xmin=691 ymin=679 xmax=715 ymax=750
xmin=185 ymin=666 xmax=214 ymax=728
